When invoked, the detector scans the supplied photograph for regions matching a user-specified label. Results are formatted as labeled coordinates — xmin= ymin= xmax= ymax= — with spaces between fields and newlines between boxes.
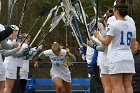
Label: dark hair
xmin=116 ymin=0 xmax=126 ymax=4
xmin=100 ymin=9 xmax=113 ymax=27
xmin=105 ymin=9 xmax=114 ymax=19
xmin=114 ymin=3 xmax=128 ymax=17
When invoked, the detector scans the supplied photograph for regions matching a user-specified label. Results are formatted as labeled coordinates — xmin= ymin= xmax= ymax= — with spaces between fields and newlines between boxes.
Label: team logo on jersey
xmin=56 ymin=63 xmax=59 ymax=66
xmin=123 ymin=24 xmax=128 ymax=29
xmin=9 ymin=72 xmax=13 ymax=77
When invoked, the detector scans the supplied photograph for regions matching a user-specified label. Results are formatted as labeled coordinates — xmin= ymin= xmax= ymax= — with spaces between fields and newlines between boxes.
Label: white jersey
xmin=20 ymin=60 xmax=29 ymax=72
xmin=4 ymin=40 xmax=28 ymax=68
xmin=107 ymin=15 xmax=135 ymax=25
xmin=0 ymin=51 xmax=6 ymax=81
xmin=20 ymin=60 xmax=29 ymax=80
xmin=43 ymin=49 xmax=71 ymax=82
xmin=91 ymin=33 xmax=109 ymax=66
xmin=0 ymin=51 xmax=5 ymax=71
xmin=107 ymin=20 xmax=136 ymax=63
xmin=86 ymin=46 xmax=94 ymax=64
xmin=97 ymin=47 xmax=109 ymax=67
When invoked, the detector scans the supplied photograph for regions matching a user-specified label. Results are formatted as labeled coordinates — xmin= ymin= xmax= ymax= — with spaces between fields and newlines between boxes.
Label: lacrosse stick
xmin=8 ymin=0 xmax=17 ymax=26
xmin=62 ymin=0 xmax=86 ymax=58
xmin=96 ymin=0 xmax=99 ymax=29
xmin=62 ymin=0 xmax=84 ymax=44
xmin=36 ymin=12 xmax=65 ymax=47
xmin=20 ymin=2 xmax=51 ymax=46
xmin=63 ymin=52 xmax=73 ymax=67
xmin=75 ymin=0 xmax=90 ymax=39
xmin=10 ymin=1 xmax=27 ymax=92
xmin=30 ymin=5 xmax=58 ymax=47
xmin=63 ymin=16 xmax=73 ymax=67
xmin=62 ymin=16 xmax=81 ymax=48
xmin=73 ymin=2 xmax=83 ymax=23
xmin=91 ymin=0 xmax=97 ymax=15
xmin=16 ymin=0 xmax=28 ymax=41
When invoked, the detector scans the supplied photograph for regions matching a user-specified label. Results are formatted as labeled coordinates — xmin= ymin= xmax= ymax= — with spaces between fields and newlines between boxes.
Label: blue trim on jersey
xmin=90 ymin=50 xmax=98 ymax=65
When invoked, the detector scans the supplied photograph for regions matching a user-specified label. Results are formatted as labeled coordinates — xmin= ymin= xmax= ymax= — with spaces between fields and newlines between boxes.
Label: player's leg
xmin=100 ymin=66 xmax=112 ymax=93
xmin=53 ymin=77 xmax=64 ymax=93
xmin=110 ymin=74 xmax=124 ymax=93
xmin=101 ymin=74 xmax=112 ymax=93
xmin=123 ymin=73 xmax=133 ymax=93
xmin=63 ymin=80 xmax=71 ymax=93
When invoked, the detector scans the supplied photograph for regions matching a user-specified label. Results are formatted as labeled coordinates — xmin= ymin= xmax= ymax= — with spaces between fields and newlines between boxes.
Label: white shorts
xmin=109 ymin=60 xmax=135 ymax=74
xmin=20 ymin=71 xmax=28 ymax=80
xmin=50 ymin=73 xmax=71 ymax=83
xmin=5 ymin=69 xmax=17 ymax=79
xmin=0 ymin=70 xmax=6 ymax=81
xmin=100 ymin=66 xmax=109 ymax=74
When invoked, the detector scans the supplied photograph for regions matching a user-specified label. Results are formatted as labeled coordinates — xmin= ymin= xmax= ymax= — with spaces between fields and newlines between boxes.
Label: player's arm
xmin=94 ymin=31 xmax=112 ymax=46
xmin=34 ymin=50 xmax=47 ymax=68
xmin=1 ymin=39 xmax=15 ymax=49
xmin=1 ymin=47 xmax=21 ymax=57
xmin=131 ymin=38 xmax=136 ymax=53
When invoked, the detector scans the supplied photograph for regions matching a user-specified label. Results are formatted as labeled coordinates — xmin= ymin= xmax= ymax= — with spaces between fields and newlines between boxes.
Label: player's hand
xmin=37 ymin=45 xmax=43 ymax=51
xmin=34 ymin=61 xmax=39 ymax=68
xmin=13 ymin=39 xmax=19 ymax=48
xmin=94 ymin=31 xmax=99 ymax=38
xmin=87 ymin=40 xmax=97 ymax=49
xmin=16 ymin=44 xmax=21 ymax=49
xmin=66 ymin=48 xmax=70 ymax=53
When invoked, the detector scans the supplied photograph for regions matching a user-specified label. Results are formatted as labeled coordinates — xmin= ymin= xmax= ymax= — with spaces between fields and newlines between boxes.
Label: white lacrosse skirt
xmin=0 ymin=62 xmax=6 ymax=81
xmin=50 ymin=64 xmax=71 ymax=83
xmin=109 ymin=60 xmax=135 ymax=74
xmin=0 ymin=52 xmax=6 ymax=81
xmin=0 ymin=70 xmax=5 ymax=81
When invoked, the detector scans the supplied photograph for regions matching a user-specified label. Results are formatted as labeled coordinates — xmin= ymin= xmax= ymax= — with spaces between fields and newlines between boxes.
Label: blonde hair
xmin=51 ymin=42 xmax=60 ymax=50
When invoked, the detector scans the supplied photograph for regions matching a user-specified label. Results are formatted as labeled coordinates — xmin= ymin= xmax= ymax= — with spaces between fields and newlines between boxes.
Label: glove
xmin=23 ymin=48 xmax=30 ymax=56
xmin=22 ymin=48 xmax=30 ymax=60
xmin=89 ymin=30 xmax=94 ymax=36
xmin=79 ymin=46 xmax=87 ymax=61
xmin=79 ymin=46 xmax=87 ymax=55
xmin=88 ymin=25 xmax=96 ymax=36
xmin=37 ymin=45 xmax=43 ymax=51
xmin=87 ymin=40 xmax=97 ymax=50
xmin=10 ymin=25 xmax=19 ymax=31
xmin=29 ymin=48 xmax=37 ymax=56
xmin=81 ymin=54 xmax=86 ymax=61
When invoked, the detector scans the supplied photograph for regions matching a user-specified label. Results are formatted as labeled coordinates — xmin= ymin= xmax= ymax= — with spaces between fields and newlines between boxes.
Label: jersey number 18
xmin=120 ymin=31 xmax=132 ymax=46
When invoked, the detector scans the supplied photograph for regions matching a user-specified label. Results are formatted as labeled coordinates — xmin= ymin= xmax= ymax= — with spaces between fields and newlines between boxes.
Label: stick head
xmin=0 ymin=24 xmax=5 ymax=32
xmin=11 ymin=25 xmax=19 ymax=31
